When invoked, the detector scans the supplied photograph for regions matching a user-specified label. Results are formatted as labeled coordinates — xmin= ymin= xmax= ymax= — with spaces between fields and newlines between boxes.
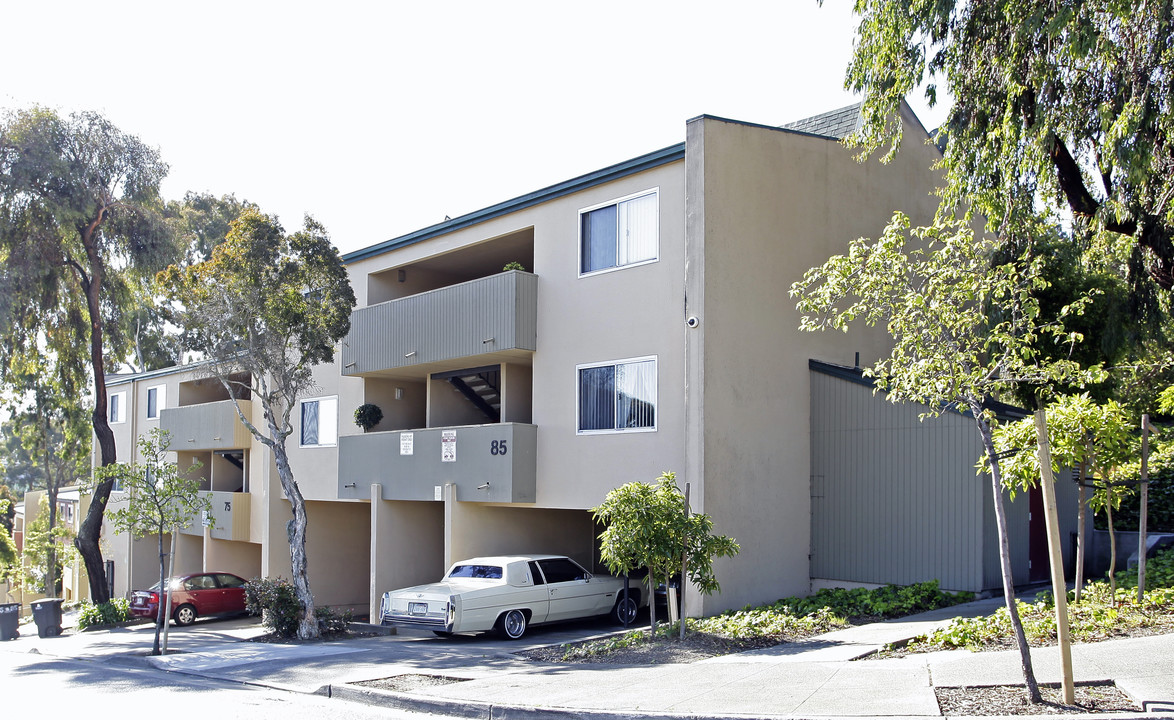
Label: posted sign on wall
xmin=441 ymin=430 xmax=456 ymax=462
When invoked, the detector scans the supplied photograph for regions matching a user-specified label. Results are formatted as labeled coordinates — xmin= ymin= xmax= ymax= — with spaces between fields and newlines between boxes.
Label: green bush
xmin=1118 ymin=544 xmax=1174 ymax=589
xmin=76 ymin=598 xmax=131 ymax=630
xmin=244 ymin=577 xmax=301 ymax=638
xmin=316 ymin=605 xmax=353 ymax=635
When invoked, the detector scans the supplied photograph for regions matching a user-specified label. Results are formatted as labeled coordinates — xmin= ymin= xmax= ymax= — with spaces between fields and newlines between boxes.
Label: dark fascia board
xmin=808 ymin=359 xmax=1028 ymax=421
xmin=342 ymin=143 xmax=686 ymax=264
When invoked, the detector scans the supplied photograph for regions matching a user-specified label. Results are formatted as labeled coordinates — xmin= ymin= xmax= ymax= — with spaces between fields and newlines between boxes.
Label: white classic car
xmin=379 ymin=554 xmax=644 ymax=639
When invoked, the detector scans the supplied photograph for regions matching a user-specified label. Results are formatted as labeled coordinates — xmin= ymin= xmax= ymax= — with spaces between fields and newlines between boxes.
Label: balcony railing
xmin=160 ymin=400 xmax=253 ymax=451
xmin=337 ymin=423 xmax=536 ymax=503
xmin=181 ymin=491 xmax=251 ymax=539
xmin=341 ymin=270 xmax=537 ymax=375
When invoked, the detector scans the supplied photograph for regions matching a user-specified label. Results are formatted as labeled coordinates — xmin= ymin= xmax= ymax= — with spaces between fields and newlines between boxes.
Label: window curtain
xmin=616 ymin=359 xmax=656 ymax=428
xmin=618 ymin=193 xmax=657 ymax=265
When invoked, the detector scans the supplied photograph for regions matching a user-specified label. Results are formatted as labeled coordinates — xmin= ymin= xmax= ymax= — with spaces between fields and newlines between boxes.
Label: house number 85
xmin=490 ymin=440 xmax=508 ymax=456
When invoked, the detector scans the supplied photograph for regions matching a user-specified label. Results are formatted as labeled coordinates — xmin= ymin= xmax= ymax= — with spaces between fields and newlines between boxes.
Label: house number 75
xmin=224 ymin=501 xmax=232 ymax=512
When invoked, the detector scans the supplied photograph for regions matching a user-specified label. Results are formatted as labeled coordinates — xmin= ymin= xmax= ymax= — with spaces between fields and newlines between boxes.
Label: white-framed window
xmin=576 ymin=356 xmax=657 ymax=433
xmin=299 ymin=395 xmax=338 ymax=447
xmin=146 ymin=385 xmax=166 ymax=420
xmin=579 ymin=188 xmax=659 ymax=275
xmin=109 ymin=391 xmax=126 ymax=424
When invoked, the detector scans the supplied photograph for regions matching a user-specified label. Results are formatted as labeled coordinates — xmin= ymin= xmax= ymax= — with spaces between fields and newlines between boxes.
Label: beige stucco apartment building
xmin=100 ymin=102 xmax=1059 ymax=622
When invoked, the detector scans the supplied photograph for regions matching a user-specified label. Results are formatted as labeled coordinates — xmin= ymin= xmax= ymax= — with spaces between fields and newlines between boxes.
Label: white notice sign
xmin=441 ymin=430 xmax=457 ymax=462
xmin=400 ymin=432 xmax=414 ymax=455
xmin=434 ymin=485 xmax=443 ymax=501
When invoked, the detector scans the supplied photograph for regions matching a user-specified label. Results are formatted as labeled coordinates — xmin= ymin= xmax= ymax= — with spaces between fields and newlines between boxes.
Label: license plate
xmin=133 ymin=598 xmax=145 ymax=606
xmin=408 ymin=602 xmax=428 ymax=616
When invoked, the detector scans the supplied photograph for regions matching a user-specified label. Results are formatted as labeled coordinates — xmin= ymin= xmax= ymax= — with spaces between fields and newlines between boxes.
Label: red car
xmin=130 ymin=572 xmax=249 ymax=626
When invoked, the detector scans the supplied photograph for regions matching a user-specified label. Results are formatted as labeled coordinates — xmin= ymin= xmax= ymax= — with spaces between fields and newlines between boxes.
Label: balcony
xmin=160 ymin=400 xmax=253 ymax=451
xmin=342 ymin=270 xmax=537 ymax=376
xmin=180 ymin=491 xmax=251 ymax=540
xmin=337 ymin=423 xmax=536 ymax=503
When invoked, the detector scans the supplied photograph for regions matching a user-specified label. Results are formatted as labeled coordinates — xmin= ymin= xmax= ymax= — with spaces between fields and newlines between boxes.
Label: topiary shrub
xmin=353 ymin=403 xmax=384 ymax=432
xmin=244 ymin=577 xmax=302 ymax=638
xmin=502 ymin=261 xmax=525 ymax=272
xmin=76 ymin=598 xmax=131 ymax=630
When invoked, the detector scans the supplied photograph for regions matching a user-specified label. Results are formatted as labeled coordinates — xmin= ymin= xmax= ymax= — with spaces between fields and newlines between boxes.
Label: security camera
xmin=686 ymin=316 xmax=699 ymax=328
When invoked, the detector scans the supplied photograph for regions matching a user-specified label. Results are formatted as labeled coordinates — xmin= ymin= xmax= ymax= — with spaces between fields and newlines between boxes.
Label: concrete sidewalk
xmin=4 ymin=599 xmax=1173 ymax=719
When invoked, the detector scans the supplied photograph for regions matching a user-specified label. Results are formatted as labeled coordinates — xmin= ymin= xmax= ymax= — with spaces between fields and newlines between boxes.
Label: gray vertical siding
xmin=809 ymin=370 xmax=987 ymax=592
xmin=341 ymin=270 xmax=537 ymax=375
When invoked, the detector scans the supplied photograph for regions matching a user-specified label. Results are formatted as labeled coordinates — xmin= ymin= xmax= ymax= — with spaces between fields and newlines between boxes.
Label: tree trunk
xmin=40 ymin=415 xmax=59 ymax=598
xmin=268 ymin=422 xmax=318 ymax=639
xmin=74 ymin=237 xmax=115 ymax=604
xmin=975 ymin=412 xmax=1042 ymax=704
xmin=1074 ymin=459 xmax=1087 ymax=603
xmin=647 ymin=564 xmax=657 ymax=633
xmin=153 ymin=530 xmax=165 ymax=656
xmin=1137 ymin=415 xmax=1150 ymax=602
xmin=1107 ymin=502 xmax=1117 ymax=602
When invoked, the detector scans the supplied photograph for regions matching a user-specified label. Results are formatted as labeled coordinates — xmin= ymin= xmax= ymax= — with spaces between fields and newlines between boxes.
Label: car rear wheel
xmin=173 ymin=604 xmax=197 ymax=627
xmin=496 ymin=609 xmax=527 ymax=640
xmin=611 ymin=592 xmax=639 ymax=625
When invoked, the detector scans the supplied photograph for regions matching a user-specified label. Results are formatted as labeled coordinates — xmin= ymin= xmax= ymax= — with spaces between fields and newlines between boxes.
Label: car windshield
xmin=447 ymin=564 xmax=503 ymax=579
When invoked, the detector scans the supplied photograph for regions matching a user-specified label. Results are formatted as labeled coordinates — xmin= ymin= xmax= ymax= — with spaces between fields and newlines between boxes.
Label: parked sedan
xmin=379 ymin=555 xmax=644 ymax=639
xmin=130 ymin=572 xmax=249 ymax=626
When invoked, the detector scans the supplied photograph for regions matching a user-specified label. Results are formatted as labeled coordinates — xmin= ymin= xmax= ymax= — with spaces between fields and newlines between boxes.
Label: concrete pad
xmin=146 ymin=642 xmax=366 ymax=672
xmin=794 ymin=684 xmax=941 ymax=716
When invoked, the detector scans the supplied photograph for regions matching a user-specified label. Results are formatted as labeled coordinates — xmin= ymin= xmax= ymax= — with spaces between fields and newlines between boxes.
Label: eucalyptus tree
xmin=837 ymin=0 xmax=1174 ymax=303
xmin=0 ymin=107 xmax=176 ymax=602
xmin=791 ymin=212 xmax=1098 ymax=703
xmin=160 ymin=209 xmax=355 ymax=639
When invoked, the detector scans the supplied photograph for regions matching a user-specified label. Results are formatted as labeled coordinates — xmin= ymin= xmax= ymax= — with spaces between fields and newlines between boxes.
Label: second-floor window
xmin=300 ymin=396 xmax=338 ymax=447
xmin=577 ymin=357 xmax=657 ymax=433
xmin=579 ymin=189 xmax=658 ymax=275
xmin=109 ymin=391 xmax=126 ymax=424
xmin=146 ymin=385 xmax=166 ymax=420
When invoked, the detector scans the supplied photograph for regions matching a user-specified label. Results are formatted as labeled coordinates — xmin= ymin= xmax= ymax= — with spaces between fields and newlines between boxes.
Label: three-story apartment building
xmin=104 ymin=102 xmax=1046 ymax=621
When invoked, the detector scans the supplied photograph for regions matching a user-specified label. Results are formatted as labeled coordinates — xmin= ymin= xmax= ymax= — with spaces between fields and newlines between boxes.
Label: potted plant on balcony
xmin=502 ymin=261 xmax=525 ymax=272
xmin=354 ymin=403 xmax=384 ymax=432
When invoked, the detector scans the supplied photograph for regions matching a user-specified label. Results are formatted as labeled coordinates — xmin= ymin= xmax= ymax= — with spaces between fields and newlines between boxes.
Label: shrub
xmin=244 ymin=577 xmax=301 ymax=638
xmin=502 ymin=261 xmax=525 ymax=272
xmin=76 ymin=598 xmax=131 ymax=630
xmin=316 ymin=605 xmax=353 ymax=635
xmin=353 ymin=403 xmax=384 ymax=431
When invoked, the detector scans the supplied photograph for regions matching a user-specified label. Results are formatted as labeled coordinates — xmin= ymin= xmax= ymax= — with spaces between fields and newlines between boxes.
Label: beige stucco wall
xmin=684 ymin=109 xmax=943 ymax=614
xmin=205 ymin=537 xmax=262 ymax=580
xmin=304 ymin=500 xmax=371 ymax=612
xmin=445 ymin=497 xmax=597 ymax=571
xmin=369 ymin=489 xmax=444 ymax=617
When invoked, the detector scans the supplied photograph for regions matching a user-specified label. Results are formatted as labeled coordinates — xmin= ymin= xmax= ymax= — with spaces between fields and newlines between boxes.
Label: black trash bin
xmin=0 ymin=602 xmax=19 ymax=640
xmin=30 ymin=598 xmax=64 ymax=638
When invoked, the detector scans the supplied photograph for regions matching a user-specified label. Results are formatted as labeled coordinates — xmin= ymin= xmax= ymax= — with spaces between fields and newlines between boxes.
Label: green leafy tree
xmin=993 ymin=394 xmax=1134 ymax=599
xmin=0 ymin=107 xmax=177 ymax=603
xmin=838 ymin=1 xmax=1174 ymax=302
xmin=20 ymin=496 xmax=78 ymax=596
xmin=0 ymin=494 xmax=16 ymax=584
xmin=99 ymin=428 xmax=210 ymax=655
xmin=159 ymin=209 xmax=355 ymax=639
xmin=593 ymin=471 xmax=739 ymax=633
xmin=791 ymin=212 xmax=1098 ymax=703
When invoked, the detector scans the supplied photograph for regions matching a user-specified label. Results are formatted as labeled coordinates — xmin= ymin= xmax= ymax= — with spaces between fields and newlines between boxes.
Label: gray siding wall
xmin=810 ymin=371 xmax=987 ymax=592
xmin=159 ymin=400 xmax=253 ymax=451
xmin=341 ymin=270 xmax=537 ymax=375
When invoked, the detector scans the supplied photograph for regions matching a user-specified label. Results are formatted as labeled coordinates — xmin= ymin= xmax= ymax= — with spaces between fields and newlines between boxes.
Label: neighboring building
xmin=97 ymin=101 xmax=1079 ymax=620
xmin=11 ymin=487 xmax=87 ymax=611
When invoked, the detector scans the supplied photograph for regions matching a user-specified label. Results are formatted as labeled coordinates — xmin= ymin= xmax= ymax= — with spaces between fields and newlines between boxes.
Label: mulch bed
xmin=935 ymin=683 xmax=1139 ymax=715
xmin=354 ymin=674 xmax=470 ymax=693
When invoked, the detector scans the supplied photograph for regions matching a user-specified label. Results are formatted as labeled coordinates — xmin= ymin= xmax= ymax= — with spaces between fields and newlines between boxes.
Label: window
xmin=109 ymin=392 xmax=126 ymax=424
xmin=536 ymin=557 xmax=590 ymax=583
xmin=146 ymin=385 xmax=166 ymax=420
xmin=579 ymin=189 xmax=658 ymax=275
xmin=577 ymin=357 xmax=656 ymax=433
xmin=300 ymin=396 xmax=338 ymax=447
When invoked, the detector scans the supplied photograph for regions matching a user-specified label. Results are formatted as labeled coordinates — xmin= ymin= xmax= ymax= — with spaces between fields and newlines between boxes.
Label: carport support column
xmin=370 ymin=484 xmax=392 ymax=623
xmin=443 ymin=483 xmax=457 ymax=570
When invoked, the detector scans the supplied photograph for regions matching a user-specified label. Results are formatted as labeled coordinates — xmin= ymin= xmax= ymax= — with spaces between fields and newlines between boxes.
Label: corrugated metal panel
xmin=159 ymin=400 xmax=252 ymax=451
xmin=338 ymin=422 xmax=537 ymax=503
xmin=342 ymin=271 xmax=537 ymax=375
xmin=810 ymin=371 xmax=987 ymax=592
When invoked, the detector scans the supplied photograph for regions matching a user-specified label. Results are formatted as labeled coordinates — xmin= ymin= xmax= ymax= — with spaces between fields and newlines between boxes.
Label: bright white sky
xmin=1 ymin=0 xmax=946 ymax=257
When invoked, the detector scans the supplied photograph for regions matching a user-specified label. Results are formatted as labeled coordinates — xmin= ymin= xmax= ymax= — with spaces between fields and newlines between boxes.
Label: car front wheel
xmin=496 ymin=609 xmax=527 ymax=640
xmin=173 ymin=604 xmax=197 ymax=626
